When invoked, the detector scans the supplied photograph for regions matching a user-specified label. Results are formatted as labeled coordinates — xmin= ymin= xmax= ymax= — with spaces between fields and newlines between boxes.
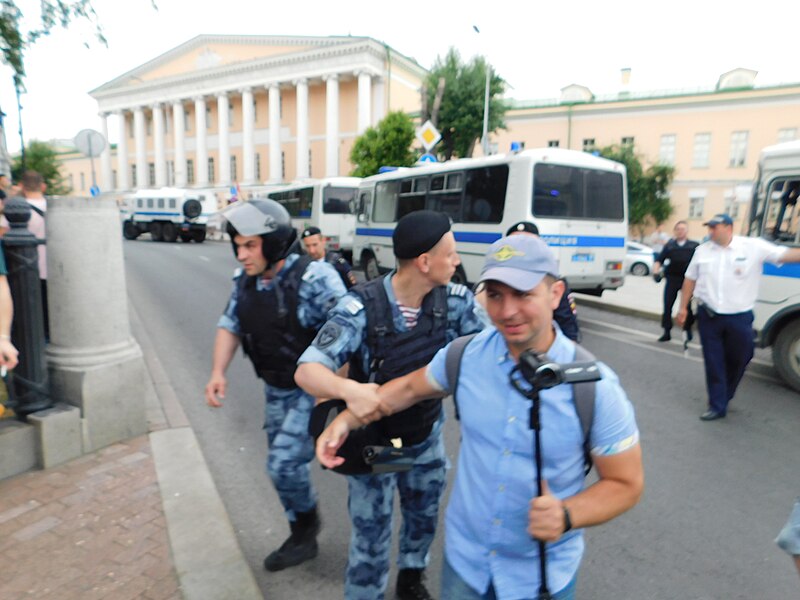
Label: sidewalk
xmin=574 ymin=274 xmax=664 ymax=321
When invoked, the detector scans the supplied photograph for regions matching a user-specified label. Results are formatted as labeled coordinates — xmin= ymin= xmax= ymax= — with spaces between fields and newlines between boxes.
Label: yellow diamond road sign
xmin=417 ymin=120 xmax=441 ymax=151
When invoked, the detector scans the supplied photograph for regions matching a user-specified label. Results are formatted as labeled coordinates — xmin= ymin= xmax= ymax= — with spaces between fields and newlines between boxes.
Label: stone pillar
xmin=217 ymin=92 xmax=231 ymax=186
xmin=357 ymin=72 xmax=372 ymax=134
xmin=324 ymin=74 xmax=339 ymax=177
xmin=115 ymin=110 xmax=129 ymax=190
xmin=153 ymin=103 xmax=166 ymax=187
xmin=295 ymin=78 xmax=310 ymax=180
xmin=241 ymin=87 xmax=255 ymax=185
xmin=99 ymin=112 xmax=113 ymax=193
xmin=194 ymin=96 xmax=209 ymax=187
xmin=46 ymin=196 xmax=146 ymax=452
xmin=268 ymin=84 xmax=281 ymax=183
xmin=133 ymin=107 xmax=147 ymax=189
xmin=173 ymin=101 xmax=187 ymax=187
xmin=372 ymin=77 xmax=386 ymax=126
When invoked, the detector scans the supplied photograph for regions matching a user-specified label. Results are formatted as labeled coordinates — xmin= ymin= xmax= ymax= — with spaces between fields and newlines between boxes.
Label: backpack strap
xmin=27 ymin=202 xmax=45 ymax=217
xmin=572 ymin=343 xmax=597 ymax=475
xmin=444 ymin=333 xmax=478 ymax=420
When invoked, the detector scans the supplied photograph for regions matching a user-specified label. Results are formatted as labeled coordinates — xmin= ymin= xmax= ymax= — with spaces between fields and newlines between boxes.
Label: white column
xmin=325 ymin=74 xmax=339 ymax=177
xmin=152 ymin=103 xmax=166 ymax=187
xmin=372 ymin=77 xmax=386 ymax=126
xmin=241 ymin=87 xmax=255 ymax=185
xmin=217 ymin=92 xmax=231 ymax=186
xmin=172 ymin=101 xmax=186 ymax=187
xmin=99 ymin=112 xmax=113 ymax=192
xmin=133 ymin=106 xmax=147 ymax=189
xmin=115 ymin=111 xmax=129 ymax=190
xmin=357 ymin=72 xmax=372 ymax=133
xmin=268 ymin=84 xmax=282 ymax=183
xmin=295 ymin=78 xmax=309 ymax=180
xmin=194 ymin=96 xmax=209 ymax=187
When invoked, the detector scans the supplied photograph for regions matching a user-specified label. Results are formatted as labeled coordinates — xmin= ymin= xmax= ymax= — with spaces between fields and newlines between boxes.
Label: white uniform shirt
xmin=684 ymin=235 xmax=788 ymax=314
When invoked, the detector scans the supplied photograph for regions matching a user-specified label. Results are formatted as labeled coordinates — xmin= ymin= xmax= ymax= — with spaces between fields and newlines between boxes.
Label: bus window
xmin=158 ymin=198 xmax=165 ymax=208
xmin=533 ymin=164 xmax=623 ymax=220
xmin=147 ymin=198 xmax=154 ymax=208
xmin=428 ymin=172 xmax=463 ymax=221
xmin=373 ymin=181 xmax=400 ymax=222
xmin=396 ymin=176 xmax=426 ymax=219
xmin=323 ymin=186 xmax=356 ymax=214
xmin=464 ymin=165 xmax=508 ymax=223
xmin=270 ymin=188 xmax=313 ymax=217
xmin=763 ymin=180 xmax=799 ymax=243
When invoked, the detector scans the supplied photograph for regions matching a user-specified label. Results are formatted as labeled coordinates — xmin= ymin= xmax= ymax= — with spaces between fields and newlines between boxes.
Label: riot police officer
xmin=295 ymin=210 xmax=487 ymax=600
xmin=204 ymin=199 xmax=347 ymax=572
xmin=301 ymin=226 xmax=357 ymax=289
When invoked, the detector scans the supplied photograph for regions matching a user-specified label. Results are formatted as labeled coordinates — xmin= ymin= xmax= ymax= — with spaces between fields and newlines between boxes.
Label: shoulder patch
xmin=344 ymin=298 xmax=365 ymax=315
xmin=315 ymin=321 xmax=342 ymax=349
xmin=449 ymin=283 xmax=468 ymax=298
xmin=301 ymin=269 xmax=316 ymax=282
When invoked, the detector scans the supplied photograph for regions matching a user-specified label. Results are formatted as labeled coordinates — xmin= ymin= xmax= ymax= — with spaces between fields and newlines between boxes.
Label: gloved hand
xmin=653 ymin=272 xmax=663 ymax=283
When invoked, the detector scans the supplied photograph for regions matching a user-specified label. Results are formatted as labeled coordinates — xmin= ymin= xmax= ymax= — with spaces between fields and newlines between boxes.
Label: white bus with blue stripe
xmin=747 ymin=140 xmax=800 ymax=391
xmin=352 ymin=148 xmax=627 ymax=294
xmin=122 ymin=187 xmax=217 ymax=243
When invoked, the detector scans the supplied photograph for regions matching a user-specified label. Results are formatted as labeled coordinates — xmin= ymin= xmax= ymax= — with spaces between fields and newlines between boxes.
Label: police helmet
xmin=221 ymin=199 xmax=297 ymax=267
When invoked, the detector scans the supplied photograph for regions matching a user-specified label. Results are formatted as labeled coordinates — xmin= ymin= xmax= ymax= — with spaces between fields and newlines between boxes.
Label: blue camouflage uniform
xmin=218 ymin=253 xmax=346 ymax=520
xmin=299 ymin=272 xmax=487 ymax=600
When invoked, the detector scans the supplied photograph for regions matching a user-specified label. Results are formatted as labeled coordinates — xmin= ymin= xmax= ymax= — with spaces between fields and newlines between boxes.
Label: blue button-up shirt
xmin=218 ymin=253 xmax=346 ymax=335
xmin=298 ymin=272 xmax=488 ymax=374
xmin=427 ymin=326 xmax=639 ymax=599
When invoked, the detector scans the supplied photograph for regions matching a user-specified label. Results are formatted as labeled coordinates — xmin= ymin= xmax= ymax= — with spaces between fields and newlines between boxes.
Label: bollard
xmin=2 ymin=196 xmax=51 ymax=418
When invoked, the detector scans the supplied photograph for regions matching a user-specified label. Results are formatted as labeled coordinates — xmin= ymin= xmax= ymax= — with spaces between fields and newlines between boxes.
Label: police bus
xmin=352 ymin=148 xmax=628 ymax=293
xmin=745 ymin=140 xmax=800 ymax=391
xmin=266 ymin=177 xmax=362 ymax=260
xmin=121 ymin=187 xmax=217 ymax=243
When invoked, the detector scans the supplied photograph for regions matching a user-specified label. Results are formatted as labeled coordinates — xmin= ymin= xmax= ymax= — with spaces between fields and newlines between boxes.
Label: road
xmin=124 ymin=238 xmax=800 ymax=600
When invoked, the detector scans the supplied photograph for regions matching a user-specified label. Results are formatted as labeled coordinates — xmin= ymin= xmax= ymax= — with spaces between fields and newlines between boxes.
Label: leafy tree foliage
xmin=349 ymin=111 xmax=416 ymax=177
xmin=12 ymin=140 xmax=70 ymax=195
xmin=424 ymin=48 xmax=506 ymax=160
xmin=599 ymin=144 xmax=675 ymax=239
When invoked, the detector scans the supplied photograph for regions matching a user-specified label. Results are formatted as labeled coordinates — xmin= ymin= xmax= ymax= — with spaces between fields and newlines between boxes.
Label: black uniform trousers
xmin=696 ymin=306 xmax=754 ymax=415
xmin=662 ymin=275 xmax=694 ymax=332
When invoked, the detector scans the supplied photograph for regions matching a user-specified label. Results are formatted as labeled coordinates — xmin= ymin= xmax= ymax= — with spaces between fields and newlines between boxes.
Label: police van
xmin=121 ymin=188 xmax=218 ymax=243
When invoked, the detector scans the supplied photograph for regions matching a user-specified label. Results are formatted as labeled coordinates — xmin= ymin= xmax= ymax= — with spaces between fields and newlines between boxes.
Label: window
xmin=621 ymin=136 xmax=634 ymax=147
xmin=80 ymin=173 xmax=85 ymax=190
xmin=148 ymin=163 xmax=155 ymax=186
xmin=760 ymin=180 xmax=800 ymax=242
xmin=428 ymin=173 xmax=463 ymax=220
xmin=146 ymin=198 xmax=153 ymax=208
xmin=112 ymin=170 xmax=117 ymax=189
xmin=253 ymin=97 xmax=258 ymax=122
xmin=723 ymin=194 xmax=740 ymax=219
xmin=146 ymin=115 xmax=152 ymax=136
xmin=323 ymin=186 xmax=356 ymax=214
xmin=689 ymin=195 xmax=705 ymax=218
xmin=157 ymin=198 xmax=164 ymax=208
xmin=187 ymin=159 xmax=194 ymax=184
xmin=281 ymin=152 xmax=285 ymax=180
xmin=396 ymin=177 xmax=427 ymax=219
xmin=464 ymin=165 xmax=508 ymax=223
xmin=692 ymin=133 xmax=711 ymax=168
xmin=729 ymin=131 xmax=748 ymax=167
xmin=230 ymin=156 xmax=237 ymax=182
xmin=184 ymin=109 xmax=191 ymax=132
xmin=659 ymin=134 xmax=676 ymax=166
xmin=131 ymin=164 xmax=137 ymax=186
xmin=373 ymin=181 xmax=400 ymax=222
xmin=228 ymin=103 xmax=235 ymax=127
xmin=269 ymin=187 xmax=313 ymax=217
xmin=582 ymin=138 xmax=595 ymax=152
xmin=206 ymin=106 xmax=212 ymax=130
xmin=169 ymin=198 xmax=176 ymax=209
xmin=778 ymin=128 xmax=797 ymax=144
xmin=128 ymin=118 xmax=134 ymax=138
xmin=165 ymin=114 xmax=170 ymax=134
xmin=547 ymin=140 xmax=560 ymax=148
xmin=532 ymin=164 xmax=624 ymax=220
xmin=309 ymin=150 xmax=313 ymax=174
xmin=208 ymin=157 xmax=215 ymax=182
xmin=255 ymin=153 xmax=261 ymax=181
xmin=68 ymin=174 xmax=74 ymax=190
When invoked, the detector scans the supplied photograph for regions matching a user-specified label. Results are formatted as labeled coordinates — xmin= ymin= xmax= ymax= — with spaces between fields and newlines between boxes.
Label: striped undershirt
xmin=396 ymin=302 xmax=421 ymax=329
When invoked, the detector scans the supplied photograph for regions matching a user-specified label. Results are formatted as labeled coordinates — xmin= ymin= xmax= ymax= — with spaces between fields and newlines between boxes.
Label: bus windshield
xmin=532 ymin=164 xmax=624 ymax=220
xmin=323 ymin=186 xmax=356 ymax=214
xmin=751 ymin=178 xmax=800 ymax=244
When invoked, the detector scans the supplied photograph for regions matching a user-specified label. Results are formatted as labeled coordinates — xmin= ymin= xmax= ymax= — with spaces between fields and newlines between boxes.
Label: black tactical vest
xmin=236 ymin=255 xmax=316 ymax=389
xmin=349 ymin=276 xmax=448 ymax=445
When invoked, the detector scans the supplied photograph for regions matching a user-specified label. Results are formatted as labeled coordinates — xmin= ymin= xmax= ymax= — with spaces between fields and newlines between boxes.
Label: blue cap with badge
xmin=703 ymin=213 xmax=733 ymax=226
xmin=479 ymin=235 xmax=558 ymax=291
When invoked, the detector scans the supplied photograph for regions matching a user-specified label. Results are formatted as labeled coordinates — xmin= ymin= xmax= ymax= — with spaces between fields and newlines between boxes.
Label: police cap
xmin=302 ymin=226 xmax=322 ymax=238
xmin=393 ymin=210 xmax=451 ymax=259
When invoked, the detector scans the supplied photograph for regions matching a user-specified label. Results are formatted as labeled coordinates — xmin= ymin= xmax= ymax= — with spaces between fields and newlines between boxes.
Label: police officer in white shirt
xmin=677 ymin=214 xmax=800 ymax=421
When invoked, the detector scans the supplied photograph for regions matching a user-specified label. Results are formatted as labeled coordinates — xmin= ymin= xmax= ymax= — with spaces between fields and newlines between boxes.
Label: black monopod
xmin=509 ymin=351 xmax=601 ymax=600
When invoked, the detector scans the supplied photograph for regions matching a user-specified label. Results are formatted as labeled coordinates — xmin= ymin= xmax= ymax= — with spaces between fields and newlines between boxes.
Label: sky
xmin=2 ymin=0 xmax=799 ymax=154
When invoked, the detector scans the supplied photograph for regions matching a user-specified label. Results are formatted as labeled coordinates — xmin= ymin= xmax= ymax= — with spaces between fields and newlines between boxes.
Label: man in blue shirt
xmin=316 ymin=234 xmax=643 ymax=600
xmin=204 ymin=199 xmax=346 ymax=572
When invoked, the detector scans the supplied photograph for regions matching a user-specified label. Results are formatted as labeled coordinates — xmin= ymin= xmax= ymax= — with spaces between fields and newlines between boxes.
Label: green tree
xmin=12 ymin=140 xmax=70 ymax=195
xmin=349 ymin=111 xmax=416 ymax=177
xmin=599 ymin=144 xmax=675 ymax=239
xmin=424 ymin=48 xmax=506 ymax=160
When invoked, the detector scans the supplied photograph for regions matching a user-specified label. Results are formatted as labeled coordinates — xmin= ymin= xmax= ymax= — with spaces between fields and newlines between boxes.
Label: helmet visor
xmin=219 ymin=201 xmax=285 ymax=237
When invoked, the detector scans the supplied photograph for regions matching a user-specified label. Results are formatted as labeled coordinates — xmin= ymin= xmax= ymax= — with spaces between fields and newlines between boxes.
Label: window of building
xmin=723 ymin=194 xmax=740 ymax=219
xmin=146 ymin=115 xmax=152 ymax=136
xmin=131 ymin=165 xmax=137 ymax=186
xmin=253 ymin=97 xmax=258 ymax=122
xmin=279 ymin=94 xmax=283 ymax=119
xmin=547 ymin=140 xmax=559 ymax=148
xmin=228 ymin=102 xmax=235 ymax=127
xmin=148 ymin=163 xmax=155 ymax=186
xmin=112 ymin=170 xmax=117 ymax=189
xmin=659 ymin=134 xmax=676 ymax=165
xmin=230 ymin=155 xmax=237 ymax=182
xmin=281 ymin=152 xmax=285 ymax=180
xmin=255 ymin=153 xmax=261 ymax=181
xmin=167 ymin=161 xmax=174 ymax=186
xmin=164 ymin=114 xmax=170 ymax=134
xmin=128 ymin=118 xmax=134 ymax=138
xmin=309 ymin=150 xmax=313 ymax=174
xmin=68 ymin=174 xmax=74 ymax=190
xmin=692 ymin=133 xmax=711 ymax=168
xmin=689 ymin=195 xmax=705 ymax=218
xmin=621 ymin=136 xmax=634 ymax=147
xmin=80 ymin=173 xmax=85 ymax=190
xmin=184 ymin=109 xmax=191 ymax=132
xmin=729 ymin=131 xmax=749 ymax=167
xmin=208 ymin=157 xmax=215 ymax=182
xmin=582 ymin=138 xmax=595 ymax=152
xmin=187 ymin=159 xmax=194 ymax=184
xmin=206 ymin=106 xmax=212 ymax=130
xmin=778 ymin=128 xmax=797 ymax=144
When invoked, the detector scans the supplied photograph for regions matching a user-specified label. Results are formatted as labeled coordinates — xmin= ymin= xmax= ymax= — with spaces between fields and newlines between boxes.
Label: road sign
xmin=419 ymin=153 xmax=437 ymax=163
xmin=90 ymin=185 xmax=100 ymax=197
xmin=416 ymin=120 xmax=441 ymax=151
xmin=74 ymin=129 xmax=106 ymax=158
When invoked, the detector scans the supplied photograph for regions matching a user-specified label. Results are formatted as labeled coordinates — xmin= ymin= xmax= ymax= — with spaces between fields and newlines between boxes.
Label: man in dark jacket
xmin=653 ymin=220 xmax=699 ymax=342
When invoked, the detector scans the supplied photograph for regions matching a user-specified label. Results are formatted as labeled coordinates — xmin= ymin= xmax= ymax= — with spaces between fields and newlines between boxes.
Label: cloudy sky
xmin=2 ymin=0 xmax=798 ymax=153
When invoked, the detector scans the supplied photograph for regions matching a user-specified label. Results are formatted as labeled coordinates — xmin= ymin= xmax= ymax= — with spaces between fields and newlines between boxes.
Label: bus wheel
xmin=363 ymin=253 xmax=380 ymax=280
xmin=150 ymin=222 xmax=164 ymax=242
xmin=162 ymin=222 xmax=178 ymax=243
xmin=773 ymin=319 xmax=800 ymax=393
xmin=192 ymin=229 xmax=206 ymax=243
xmin=451 ymin=265 xmax=468 ymax=285
xmin=123 ymin=221 xmax=140 ymax=240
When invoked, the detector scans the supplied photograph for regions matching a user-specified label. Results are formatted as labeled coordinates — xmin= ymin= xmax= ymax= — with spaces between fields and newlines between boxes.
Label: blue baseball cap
xmin=479 ymin=235 xmax=558 ymax=291
xmin=703 ymin=213 xmax=733 ymax=226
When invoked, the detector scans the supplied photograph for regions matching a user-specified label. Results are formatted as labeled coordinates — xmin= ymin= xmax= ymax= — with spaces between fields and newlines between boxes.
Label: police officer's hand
xmin=676 ymin=308 xmax=687 ymax=327
xmin=205 ymin=372 xmax=227 ymax=407
xmin=528 ymin=481 xmax=567 ymax=542
xmin=341 ymin=380 xmax=382 ymax=424
xmin=0 ymin=339 xmax=19 ymax=371
xmin=316 ymin=411 xmax=361 ymax=469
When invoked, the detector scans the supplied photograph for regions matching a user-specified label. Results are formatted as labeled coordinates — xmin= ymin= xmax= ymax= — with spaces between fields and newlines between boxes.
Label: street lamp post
xmin=473 ymin=26 xmax=491 ymax=156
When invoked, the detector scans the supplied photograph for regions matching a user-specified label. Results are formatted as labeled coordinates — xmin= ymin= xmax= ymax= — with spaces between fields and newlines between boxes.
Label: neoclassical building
xmin=68 ymin=34 xmax=425 ymax=194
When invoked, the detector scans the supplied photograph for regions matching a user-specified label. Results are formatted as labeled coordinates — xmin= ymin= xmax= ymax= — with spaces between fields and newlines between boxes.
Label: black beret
xmin=302 ymin=226 xmax=322 ymax=238
xmin=393 ymin=210 xmax=451 ymax=259
xmin=506 ymin=221 xmax=539 ymax=236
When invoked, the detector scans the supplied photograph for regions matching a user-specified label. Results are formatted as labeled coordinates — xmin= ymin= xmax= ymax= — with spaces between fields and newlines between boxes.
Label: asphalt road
xmin=123 ymin=238 xmax=800 ymax=600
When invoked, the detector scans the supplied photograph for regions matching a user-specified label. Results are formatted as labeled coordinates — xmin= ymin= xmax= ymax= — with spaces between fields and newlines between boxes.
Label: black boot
xmin=395 ymin=568 xmax=433 ymax=600
xmin=657 ymin=330 xmax=671 ymax=342
xmin=263 ymin=507 xmax=321 ymax=572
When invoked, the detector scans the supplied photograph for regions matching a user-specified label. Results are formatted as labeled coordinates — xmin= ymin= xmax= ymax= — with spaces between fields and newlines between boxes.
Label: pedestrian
xmin=204 ymin=199 xmax=347 ymax=572
xmin=653 ymin=220 xmax=699 ymax=342
xmin=0 ymin=173 xmax=10 ymax=202
xmin=677 ymin=213 xmax=800 ymax=421
xmin=506 ymin=221 xmax=581 ymax=342
xmin=294 ymin=209 xmax=487 ymax=600
xmin=776 ymin=498 xmax=800 ymax=577
xmin=316 ymin=233 xmax=643 ymax=600
xmin=301 ymin=225 xmax=357 ymax=289
xmin=0 ymin=243 xmax=19 ymax=418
